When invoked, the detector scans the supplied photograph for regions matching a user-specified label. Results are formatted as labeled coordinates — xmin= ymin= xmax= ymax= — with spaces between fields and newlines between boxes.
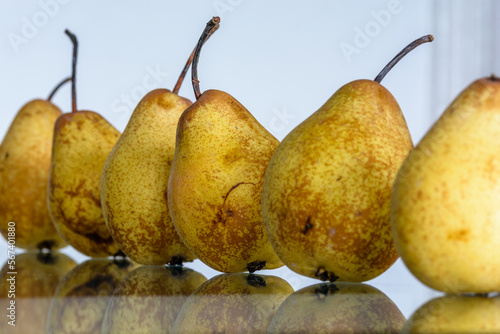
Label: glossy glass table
xmin=1 ymin=251 xmax=499 ymax=333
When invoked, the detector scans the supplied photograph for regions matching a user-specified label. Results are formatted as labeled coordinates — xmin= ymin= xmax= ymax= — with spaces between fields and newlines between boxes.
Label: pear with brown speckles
xmin=101 ymin=88 xmax=196 ymax=265
xmin=100 ymin=39 xmax=198 ymax=266
xmin=391 ymin=76 xmax=500 ymax=293
xmin=168 ymin=17 xmax=283 ymax=273
xmin=0 ymin=98 xmax=66 ymax=250
xmin=47 ymin=30 xmax=121 ymax=257
xmin=0 ymin=75 xmax=71 ymax=251
xmin=262 ymin=36 xmax=433 ymax=282
xmin=48 ymin=111 xmax=121 ymax=257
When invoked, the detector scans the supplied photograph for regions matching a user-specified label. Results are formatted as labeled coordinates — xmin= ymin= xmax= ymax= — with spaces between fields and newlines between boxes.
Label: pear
xmin=0 ymin=77 xmax=71 ymax=250
xmin=268 ymin=282 xmax=406 ymax=334
xmin=391 ymin=76 xmax=500 ymax=293
xmin=47 ymin=30 xmax=121 ymax=257
xmin=101 ymin=48 xmax=196 ymax=265
xmin=168 ymin=17 xmax=282 ymax=273
xmin=172 ymin=273 xmax=293 ymax=334
xmin=402 ymin=294 xmax=500 ymax=333
xmin=101 ymin=265 xmax=206 ymax=334
xmin=46 ymin=258 xmax=136 ymax=334
xmin=262 ymin=36 xmax=433 ymax=282
xmin=0 ymin=251 xmax=76 ymax=334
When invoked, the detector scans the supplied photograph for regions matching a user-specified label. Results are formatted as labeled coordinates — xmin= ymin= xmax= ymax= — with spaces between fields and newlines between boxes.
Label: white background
xmin=1 ymin=0 xmax=499 ymax=319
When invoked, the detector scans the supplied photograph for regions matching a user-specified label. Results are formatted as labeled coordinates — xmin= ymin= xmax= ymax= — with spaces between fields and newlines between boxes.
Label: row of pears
xmin=1 ymin=17 xmax=498 ymax=294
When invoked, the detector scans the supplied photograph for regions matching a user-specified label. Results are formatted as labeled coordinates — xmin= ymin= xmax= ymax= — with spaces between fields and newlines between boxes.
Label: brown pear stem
xmin=192 ymin=17 xmax=220 ymax=100
xmin=173 ymin=47 xmax=196 ymax=95
xmin=65 ymin=29 xmax=78 ymax=112
xmin=374 ymin=34 xmax=434 ymax=84
xmin=47 ymin=77 xmax=72 ymax=102
xmin=175 ymin=25 xmax=221 ymax=95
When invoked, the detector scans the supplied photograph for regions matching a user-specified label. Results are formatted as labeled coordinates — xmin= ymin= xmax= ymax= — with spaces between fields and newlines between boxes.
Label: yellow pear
xmin=262 ymin=36 xmax=433 ymax=282
xmin=402 ymin=294 xmax=500 ymax=333
xmin=46 ymin=258 xmax=136 ymax=334
xmin=172 ymin=273 xmax=293 ymax=334
xmin=168 ymin=17 xmax=282 ymax=273
xmin=0 ymin=77 xmax=71 ymax=250
xmin=101 ymin=265 xmax=206 ymax=334
xmin=0 ymin=251 xmax=76 ymax=334
xmin=47 ymin=30 xmax=121 ymax=257
xmin=101 ymin=51 xmax=195 ymax=265
xmin=391 ymin=76 xmax=500 ymax=293
xmin=268 ymin=282 xmax=406 ymax=333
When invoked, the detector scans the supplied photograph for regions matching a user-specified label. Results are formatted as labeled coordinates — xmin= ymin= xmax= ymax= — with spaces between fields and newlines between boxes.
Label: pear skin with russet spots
xmin=169 ymin=89 xmax=283 ymax=272
xmin=391 ymin=77 xmax=500 ymax=293
xmin=262 ymin=35 xmax=433 ymax=282
xmin=101 ymin=88 xmax=196 ymax=265
xmin=262 ymin=80 xmax=413 ymax=282
xmin=47 ymin=30 xmax=121 ymax=257
xmin=168 ymin=17 xmax=283 ymax=273
xmin=0 ymin=99 xmax=66 ymax=250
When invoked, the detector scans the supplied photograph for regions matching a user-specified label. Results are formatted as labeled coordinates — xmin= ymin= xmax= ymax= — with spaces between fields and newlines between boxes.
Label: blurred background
xmin=0 ymin=0 xmax=499 ymax=318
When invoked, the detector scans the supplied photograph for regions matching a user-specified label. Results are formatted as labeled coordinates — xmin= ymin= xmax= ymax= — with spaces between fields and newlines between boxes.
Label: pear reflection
xmin=403 ymin=294 xmax=500 ymax=333
xmin=172 ymin=273 xmax=293 ymax=334
xmin=46 ymin=258 xmax=136 ymax=334
xmin=0 ymin=251 xmax=76 ymax=334
xmin=268 ymin=282 xmax=406 ymax=334
xmin=101 ymin=265 xmax=206 ymax=334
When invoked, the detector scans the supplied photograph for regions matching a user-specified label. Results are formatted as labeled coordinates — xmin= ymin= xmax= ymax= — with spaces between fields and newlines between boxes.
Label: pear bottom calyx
xmin=315 ymin=267 xmax=339 ymax=282
xmin=170 ymin=255 xmax=188 ymax=266
xmin=247 ymin=261 xmax=266 ymax=273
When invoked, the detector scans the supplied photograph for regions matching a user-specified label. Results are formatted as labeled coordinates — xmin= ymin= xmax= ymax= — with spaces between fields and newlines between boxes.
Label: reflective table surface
xmin=1 ymin=251 xmax=499 ymax=334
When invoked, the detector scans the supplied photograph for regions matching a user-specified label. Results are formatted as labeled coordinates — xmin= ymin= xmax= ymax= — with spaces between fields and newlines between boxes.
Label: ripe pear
xmin=0 ymin=251 xmax=76 ymax=334
xmin=48 ymin=110 xmax=121 ymax=257
xmin=262 ymin=36 xmax=433 ymax=282
xmin=47 ymin=30 xmax=121 ymax=257
xmin=268 ymin=282 xmax=406 ymax=333
xmin=391 ymin=76 xmax=500 ymax=293
xmin=172 ymin=273 xmax=293 ymax=334
xmin=168 ymin=17 xmax=282 ymax=273
xmin=0 ymin=98 xmax=66 ymax=250
xmin=101 ymin=88 xmax=195 ymax=264
xmin=46 ymin=258 xmax=136 ymax=334
xmin=101 ymin=265 xmax=206 ymax=334
xmin=402 ymin=294 xmax=500 ymax=333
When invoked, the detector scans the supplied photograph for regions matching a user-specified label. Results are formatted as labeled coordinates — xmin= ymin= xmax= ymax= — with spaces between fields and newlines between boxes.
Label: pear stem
xmin=47 ymin=77 xmax=72 ymax=102
xmin=490 ymin=74 xmax=500 ymax=82
xmin=173 ymin=47 xmax=196 ymax=95
xmin=374 ymin=34 xmax=434 ymax=84
xmin=65 ymin=29 xmax=78 ymax=113
xmin=192 ymin=17 xmax=220 ymax=100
